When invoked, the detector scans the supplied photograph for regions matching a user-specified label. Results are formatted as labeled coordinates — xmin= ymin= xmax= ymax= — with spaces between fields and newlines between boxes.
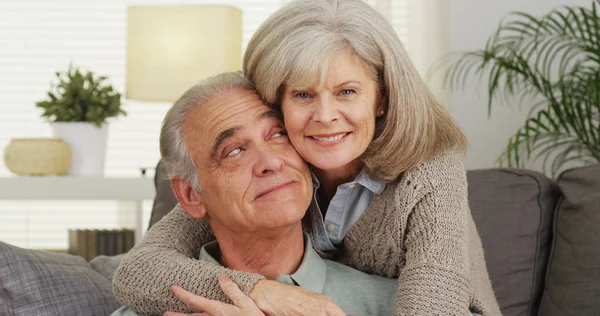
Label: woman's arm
xmin=394 ymin=161 xmax=474 ymax=315
xmin=395 ymin=191 xmax=471 ymax=315
xmin=112 ymin=205 xmax=265 ymax=315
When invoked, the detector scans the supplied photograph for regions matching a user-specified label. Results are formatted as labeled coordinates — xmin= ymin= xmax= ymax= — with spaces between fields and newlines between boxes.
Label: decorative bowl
xmin=4 ymin=138 xmax=72 ymax=176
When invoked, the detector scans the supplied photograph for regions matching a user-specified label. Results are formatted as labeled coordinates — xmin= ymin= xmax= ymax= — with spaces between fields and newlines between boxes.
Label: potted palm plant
xmin=36 ymin=65 xmax=126 ymax=176
xmin=442 ymin=0 xmax=599 ymax=176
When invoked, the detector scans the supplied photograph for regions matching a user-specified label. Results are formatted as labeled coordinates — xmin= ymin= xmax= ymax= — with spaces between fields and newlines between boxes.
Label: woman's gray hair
xmin=244 ymin=0 xmax=467 ymax=181
xmin=159 ymin=72 xmax=255 ymax=191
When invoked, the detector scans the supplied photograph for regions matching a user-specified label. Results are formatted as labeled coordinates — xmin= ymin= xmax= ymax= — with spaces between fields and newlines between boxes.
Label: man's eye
xmin=226 ymin=147 xmax=242 ymax=157
xmin=272 ymin=130 xmax=288 ymax=138
xmin=294 ymin=92 xmax=310 ymax=99
xmin=340 ymin=89 xmax=355 ymax=96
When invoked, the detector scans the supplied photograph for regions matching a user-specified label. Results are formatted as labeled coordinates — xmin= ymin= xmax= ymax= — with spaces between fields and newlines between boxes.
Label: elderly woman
xmin=112 ymin=0 xmax=500 ymax=315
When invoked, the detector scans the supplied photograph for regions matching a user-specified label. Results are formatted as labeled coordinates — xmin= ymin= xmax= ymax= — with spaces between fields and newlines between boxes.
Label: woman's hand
xmin=249 ymin=279 xmax=347 ymax=316
xmin=164 ymin=274 xmax=347 ymax=316
xmin=164 ymin=274 xmax=265 ymax=316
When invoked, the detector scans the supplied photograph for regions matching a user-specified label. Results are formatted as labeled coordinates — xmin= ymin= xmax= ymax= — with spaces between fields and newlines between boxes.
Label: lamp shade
xmin=126 ymin=6 xmax=242 ymax=102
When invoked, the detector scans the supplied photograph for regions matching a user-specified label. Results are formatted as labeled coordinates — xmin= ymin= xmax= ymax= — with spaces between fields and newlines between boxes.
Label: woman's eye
xmin=340 ymin=89 xmax=355 ymax=96
xmin=294 ymin=92 xmax=310 ymax=99
xmin=226 ymin=147 xmax=242 ymax=157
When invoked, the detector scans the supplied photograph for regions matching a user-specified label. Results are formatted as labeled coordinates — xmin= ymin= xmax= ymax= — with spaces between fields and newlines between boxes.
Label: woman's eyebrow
xmin=259 ymin=109 xmax=282 ymax=121
xmin=334 ymin=80 xmax=361 ymax=89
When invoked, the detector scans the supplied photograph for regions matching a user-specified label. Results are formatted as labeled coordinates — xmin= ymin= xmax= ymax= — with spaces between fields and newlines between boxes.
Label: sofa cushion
xmin=90 ymin=254 xmax=125 ymax=281
xmin=148 ymin=160 xmax=178 ymax=229
xmin=539 ymin=164 xmax=600 ymax=316
xmin=0 ymin=242 xmax=122 ymax=316
xmin=467 ymin=169 xmax=559 ymax=316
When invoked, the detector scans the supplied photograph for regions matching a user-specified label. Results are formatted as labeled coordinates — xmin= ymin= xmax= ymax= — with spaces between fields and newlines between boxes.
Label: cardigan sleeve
xmin=112 ymin=205 xmax=265 ymax=315
xmin=394 ymin=168 xmax=472 ymax=315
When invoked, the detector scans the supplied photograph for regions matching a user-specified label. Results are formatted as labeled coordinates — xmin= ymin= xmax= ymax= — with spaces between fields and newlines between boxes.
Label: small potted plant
xmin=36 ymin=65 xmax=126 ymax=176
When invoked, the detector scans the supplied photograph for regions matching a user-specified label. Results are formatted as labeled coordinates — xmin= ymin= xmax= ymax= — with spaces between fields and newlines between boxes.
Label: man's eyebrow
xmin=211 ymin=126 xmax=240 ymax=159
xmin=210 ymin=110 xmax=281 ymax=159
xmin=260 ymin=109 xmax=282 ymax=121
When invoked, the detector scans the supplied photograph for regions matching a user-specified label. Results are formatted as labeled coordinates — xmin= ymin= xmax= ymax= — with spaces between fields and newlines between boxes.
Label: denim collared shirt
xmin=310 ymin=169 xmax=387 ymax=251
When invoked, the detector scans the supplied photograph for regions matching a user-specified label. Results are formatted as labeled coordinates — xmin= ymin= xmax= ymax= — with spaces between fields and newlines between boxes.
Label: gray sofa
xmin=1 ymin=162 xmax=598 ymax=316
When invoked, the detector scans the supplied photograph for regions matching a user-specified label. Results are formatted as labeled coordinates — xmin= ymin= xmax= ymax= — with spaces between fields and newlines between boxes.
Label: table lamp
xmin=126 ymin=5 xmax=243 ymax=102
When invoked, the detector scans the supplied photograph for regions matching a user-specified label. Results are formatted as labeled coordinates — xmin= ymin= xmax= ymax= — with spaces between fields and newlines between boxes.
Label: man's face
xmin=183 ymin=88 xmax=312 ymax=234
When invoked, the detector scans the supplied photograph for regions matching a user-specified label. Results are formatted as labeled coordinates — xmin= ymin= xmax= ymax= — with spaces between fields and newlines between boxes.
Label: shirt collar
xmin=199 ymin=240 xmax=221 ymax=265
xmin=310 ymin=168 xmax=387 ymax=195
xmin=284 ymin=233 xmax=327 ymax=294
xmin=355 ymin=169 xmax=387 ymax=195
xmin=310 ymin=171 xmax=321 ymax=190
xmin=198 ymin=233 xmax=327 ymax=295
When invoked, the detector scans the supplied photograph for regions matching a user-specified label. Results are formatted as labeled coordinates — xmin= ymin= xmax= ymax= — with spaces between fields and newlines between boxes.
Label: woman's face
xmin=280 ymin=50 xmax=384 ymax=173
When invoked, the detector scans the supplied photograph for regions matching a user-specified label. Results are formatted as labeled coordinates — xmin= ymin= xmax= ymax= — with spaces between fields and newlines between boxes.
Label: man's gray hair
xmin=159 ymin=72 xmax=255 ymax=191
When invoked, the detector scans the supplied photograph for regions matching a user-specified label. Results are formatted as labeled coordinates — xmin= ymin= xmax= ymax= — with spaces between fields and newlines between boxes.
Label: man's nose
xmin=253 ymin=144 xmax=285 ymax=175
xmin=313 ymin=95 xmax=338 ymax=125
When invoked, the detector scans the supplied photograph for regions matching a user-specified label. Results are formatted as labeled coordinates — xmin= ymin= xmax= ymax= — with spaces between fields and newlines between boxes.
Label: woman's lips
xmin=308 ymin=132 xmax=350 ymax=144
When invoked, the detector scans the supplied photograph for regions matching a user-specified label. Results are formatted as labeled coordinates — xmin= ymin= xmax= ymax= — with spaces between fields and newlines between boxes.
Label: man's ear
xmin=171 ymin=177 xmax=207 ymax=219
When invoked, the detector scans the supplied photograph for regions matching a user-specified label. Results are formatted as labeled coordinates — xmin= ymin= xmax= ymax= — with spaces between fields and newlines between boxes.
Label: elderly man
xmin=112 ymin=72 xmax=397 ymax=316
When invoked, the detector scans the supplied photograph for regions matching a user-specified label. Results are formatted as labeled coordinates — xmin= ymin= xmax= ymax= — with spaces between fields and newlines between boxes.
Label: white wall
xmin=448 ymin=0 xmax=591 ymax=172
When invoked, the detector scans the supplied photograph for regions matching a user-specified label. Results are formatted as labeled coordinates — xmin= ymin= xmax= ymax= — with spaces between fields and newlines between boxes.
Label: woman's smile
xmin=308 ymin=132 xmax=350 ymax=144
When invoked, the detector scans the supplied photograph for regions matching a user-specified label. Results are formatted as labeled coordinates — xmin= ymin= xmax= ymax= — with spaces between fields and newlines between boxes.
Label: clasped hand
xmin=163 ymin=274 xmax=346 ymax=316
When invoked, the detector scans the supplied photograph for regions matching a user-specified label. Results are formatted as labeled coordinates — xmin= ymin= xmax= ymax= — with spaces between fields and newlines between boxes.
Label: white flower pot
xmin=51 ymin=122 xmax=108 ymax=176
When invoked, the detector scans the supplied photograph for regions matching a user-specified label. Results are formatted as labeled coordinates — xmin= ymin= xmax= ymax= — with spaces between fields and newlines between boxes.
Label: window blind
xmin=0 ymin=0 xmax=412 ymax=249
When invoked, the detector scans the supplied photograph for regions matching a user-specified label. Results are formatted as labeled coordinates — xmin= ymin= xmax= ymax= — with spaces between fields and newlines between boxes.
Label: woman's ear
xmin=171 ymin=178 xmax=207 ymax=219
xmin=376 ymin=89 xmax=387 ymax=117
xmin=376 ymin=96 xmax=387 ymax=117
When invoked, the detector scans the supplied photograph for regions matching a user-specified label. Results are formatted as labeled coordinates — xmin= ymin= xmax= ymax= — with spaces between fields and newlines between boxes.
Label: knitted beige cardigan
xmin=112 ymin=152 xmax=501 ymax=316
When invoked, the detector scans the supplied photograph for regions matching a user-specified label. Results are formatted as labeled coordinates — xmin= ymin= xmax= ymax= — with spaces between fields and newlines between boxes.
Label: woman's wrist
xmin=248 ymin=279 xmax=347 ymax=316
xmin=248 ymin=279 xmax=279 ymax=314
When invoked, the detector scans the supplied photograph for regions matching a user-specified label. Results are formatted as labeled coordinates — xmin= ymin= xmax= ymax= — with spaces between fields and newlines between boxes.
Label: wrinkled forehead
xmin=205 ymin=90 xmax=271 ymax=129
xmin=182 ymin=89 xmax=277 ymax=153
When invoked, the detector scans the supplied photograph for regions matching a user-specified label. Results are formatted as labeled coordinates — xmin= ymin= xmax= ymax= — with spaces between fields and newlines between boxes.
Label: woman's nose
xmin=312 ymin=95 xmax=339 ymax=125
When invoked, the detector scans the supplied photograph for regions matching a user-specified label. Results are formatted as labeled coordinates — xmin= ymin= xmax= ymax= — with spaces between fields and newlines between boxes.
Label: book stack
xmin=68 ymin=229 xmax=135 ymax=261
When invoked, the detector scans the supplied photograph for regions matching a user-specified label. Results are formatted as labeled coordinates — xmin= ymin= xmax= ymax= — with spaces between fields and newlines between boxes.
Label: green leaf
xmin=35 ymin=65 xmax=125 ymax=125
xmin=434 ymin=1 xmax=600 ymax=177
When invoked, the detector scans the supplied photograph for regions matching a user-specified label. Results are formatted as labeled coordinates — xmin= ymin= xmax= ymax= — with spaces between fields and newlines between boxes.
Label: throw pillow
xmin=539 ymin=165 xmax=600 ymax=316
xmin=467 ymin=169 xmax=559 ymax=316
xmin=0 ymin=242 xmax=122 ymax=316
